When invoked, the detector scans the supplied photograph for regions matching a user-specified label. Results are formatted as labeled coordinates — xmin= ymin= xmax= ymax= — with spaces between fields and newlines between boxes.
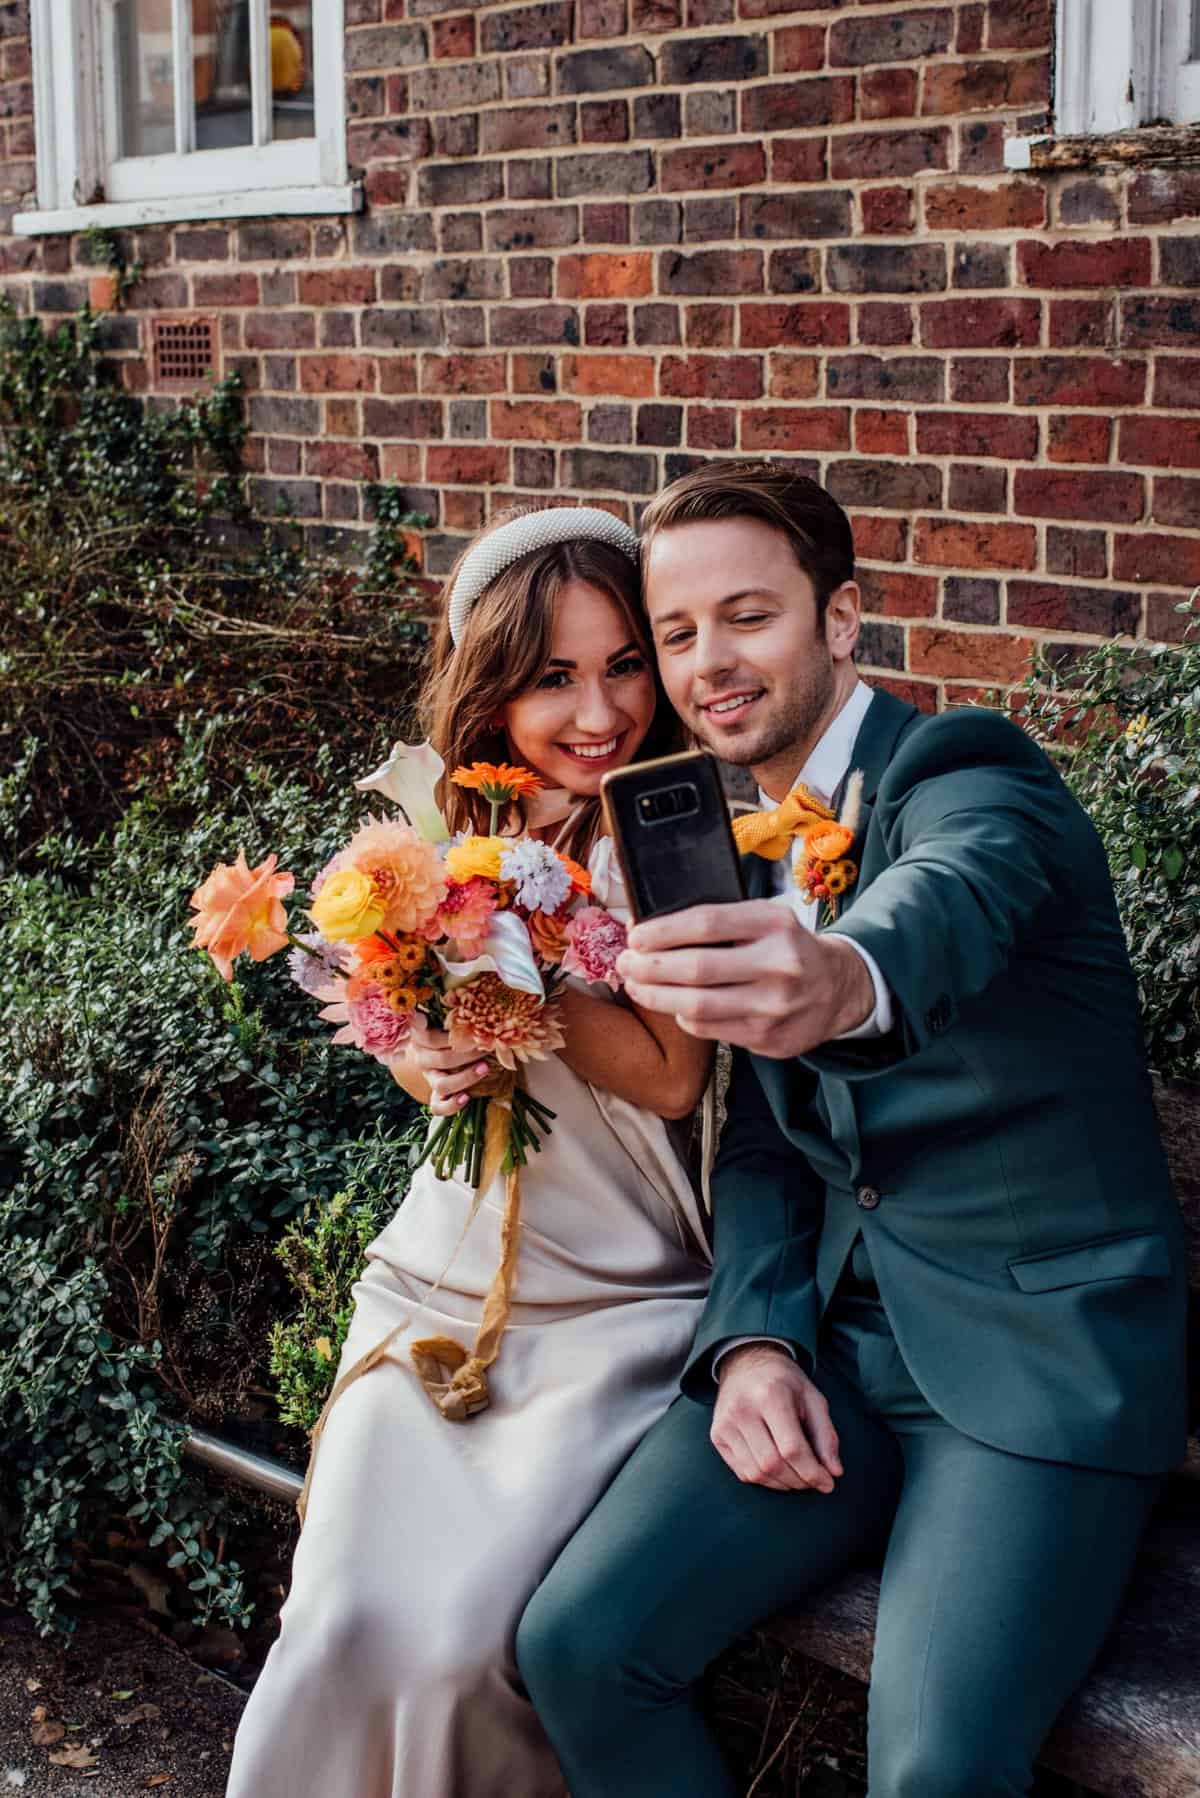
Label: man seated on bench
xmin=517 ymin=461 xmax=1189 ymax=1798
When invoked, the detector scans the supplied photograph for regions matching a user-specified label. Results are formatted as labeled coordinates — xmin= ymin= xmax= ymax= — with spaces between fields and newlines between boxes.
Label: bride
xmin=226 ymin=507 xmax=713 ymax=1797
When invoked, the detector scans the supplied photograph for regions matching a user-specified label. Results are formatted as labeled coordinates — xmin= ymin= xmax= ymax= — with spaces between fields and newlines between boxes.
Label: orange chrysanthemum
xmin=451 ymin=762 xmax=545 ymax=802
xmin=189 ymin=850 xmax=294 ymax=983
xmin=446 ymin=975 xmax=565 ymax=1071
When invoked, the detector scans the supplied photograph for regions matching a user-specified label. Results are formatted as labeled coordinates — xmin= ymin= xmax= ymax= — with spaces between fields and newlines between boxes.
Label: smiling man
xmin=517 ymin=461 xmax=1189 ymax=1798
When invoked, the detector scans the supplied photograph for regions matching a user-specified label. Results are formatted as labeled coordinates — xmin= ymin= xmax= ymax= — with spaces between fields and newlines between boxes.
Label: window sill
xmin=13 ymin=182 xmax=363 ymax=237
xmin=1005 ymin=124 xmax=1200 ymax=172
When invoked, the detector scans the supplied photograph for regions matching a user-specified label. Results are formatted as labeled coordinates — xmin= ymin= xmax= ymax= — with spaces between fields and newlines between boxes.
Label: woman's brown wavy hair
xmin=419 ymin=519 xmax=682 ymax=862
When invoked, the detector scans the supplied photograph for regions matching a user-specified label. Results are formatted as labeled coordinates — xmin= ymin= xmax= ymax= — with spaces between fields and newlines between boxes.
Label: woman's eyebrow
xmin=546 ymin=640 xmax=639 ymax=669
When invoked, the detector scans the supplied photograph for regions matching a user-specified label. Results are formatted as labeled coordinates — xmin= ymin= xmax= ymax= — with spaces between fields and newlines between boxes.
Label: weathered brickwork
xmin=1 ymin=0 xmax=1198 ymax=704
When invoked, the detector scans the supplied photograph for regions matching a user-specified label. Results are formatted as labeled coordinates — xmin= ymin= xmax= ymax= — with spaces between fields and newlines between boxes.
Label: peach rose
xmin=189 ymin=850 xmax=294 ymax=982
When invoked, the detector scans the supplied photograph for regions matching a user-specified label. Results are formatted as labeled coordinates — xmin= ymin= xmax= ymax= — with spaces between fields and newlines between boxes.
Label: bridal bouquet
xmin=188 ymin=745 xmax=626 ymax=1183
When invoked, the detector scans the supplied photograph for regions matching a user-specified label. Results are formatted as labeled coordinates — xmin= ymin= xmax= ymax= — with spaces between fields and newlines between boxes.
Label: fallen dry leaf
xmin=126 ymin=1563 xmax=172 ymax=1618
xmin=147 ymin=1777 xmax=172 ymax=1789
xmin=30 ymin=1707 xmax=65 ymax=1748
xmin=48 ymin=1745 xmax=99 ymax=1770
xmin=115 ymin=1704 xmax=161 ymax=1727
xmin=24 ymin=1678 xmax=41 ymax=1694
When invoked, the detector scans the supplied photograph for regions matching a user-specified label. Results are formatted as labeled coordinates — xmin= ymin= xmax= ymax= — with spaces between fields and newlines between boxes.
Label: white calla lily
xmin=438 ymin=910 xmax=544 ymax=997
xmin=355 ymin=740 xmax=450 ymax=843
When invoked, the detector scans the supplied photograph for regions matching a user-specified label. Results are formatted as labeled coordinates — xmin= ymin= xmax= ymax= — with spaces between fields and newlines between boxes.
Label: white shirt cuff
xmin=834 ymin=939 xmax=894 ymax=1040
xmin=712 ymin=1336 xmax=799 ymax=1376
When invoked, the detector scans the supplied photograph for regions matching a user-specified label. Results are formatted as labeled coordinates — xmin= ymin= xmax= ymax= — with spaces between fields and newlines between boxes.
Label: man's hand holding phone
xmin=617 ymin=900 xmax=874 ymax=1058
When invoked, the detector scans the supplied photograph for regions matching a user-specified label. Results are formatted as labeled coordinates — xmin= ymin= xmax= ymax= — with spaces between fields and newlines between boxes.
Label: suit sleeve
xmin=680 ymin=1048 xmax=825 ymax=1402
xmin=805 ymin=708 xmax=1079 ymax=1081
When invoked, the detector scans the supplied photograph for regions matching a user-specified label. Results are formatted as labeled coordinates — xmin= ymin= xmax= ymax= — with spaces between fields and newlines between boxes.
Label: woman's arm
xmin=556 ymin=986 xmax=713 ymax=1120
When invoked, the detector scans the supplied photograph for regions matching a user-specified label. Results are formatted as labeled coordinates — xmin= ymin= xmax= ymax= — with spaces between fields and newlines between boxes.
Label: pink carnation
xmin=561 ymin=906 xmax=627 ymax=991
xmin=422 ymin=875 xmax=497 ymax=958
xmin=317 ymin=980 xmax=412 ymax=1065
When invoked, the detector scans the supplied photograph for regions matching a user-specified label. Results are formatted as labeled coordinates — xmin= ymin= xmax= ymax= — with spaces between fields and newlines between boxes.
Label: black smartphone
xmin=601 ymin=750 xmax=746 ymax=923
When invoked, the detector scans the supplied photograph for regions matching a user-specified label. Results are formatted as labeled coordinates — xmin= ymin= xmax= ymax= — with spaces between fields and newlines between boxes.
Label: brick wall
xmin=1 ymin=0 xmax=1199 ymax=705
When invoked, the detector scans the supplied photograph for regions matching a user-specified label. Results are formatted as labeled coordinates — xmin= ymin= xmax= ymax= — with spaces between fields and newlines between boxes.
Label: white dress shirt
xmin=715 ymin=679 xmax=893 ymax=1377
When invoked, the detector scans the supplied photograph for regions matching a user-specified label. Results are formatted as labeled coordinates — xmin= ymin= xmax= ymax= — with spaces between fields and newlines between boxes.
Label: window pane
xmin=113 ymin=0 xmax=176 ymax=159
xmin=195 ymin=0 xmax=253 ymax=150
xmin=270 ymin=4 xmax=315 ymax=141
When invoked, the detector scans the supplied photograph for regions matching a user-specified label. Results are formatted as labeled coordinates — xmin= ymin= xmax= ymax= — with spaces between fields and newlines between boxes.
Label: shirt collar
xmin=757 ymin=678 xmax=875 ymax=811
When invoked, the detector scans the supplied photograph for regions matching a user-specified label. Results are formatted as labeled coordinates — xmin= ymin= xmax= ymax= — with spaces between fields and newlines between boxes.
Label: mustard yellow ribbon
xmin=730 ymin=784 xmax=836 ymax=860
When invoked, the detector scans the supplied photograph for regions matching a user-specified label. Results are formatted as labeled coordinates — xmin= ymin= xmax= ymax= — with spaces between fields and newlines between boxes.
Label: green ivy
xmin=1022 ymin=619 xmax=1200 ymax=1082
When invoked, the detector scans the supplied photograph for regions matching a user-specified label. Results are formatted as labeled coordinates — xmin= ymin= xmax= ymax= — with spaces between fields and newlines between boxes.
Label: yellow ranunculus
xmin=444 ymin=835 xmax=507 ymax=884
xmin=310 ymin=866 xmax=386 ymax=942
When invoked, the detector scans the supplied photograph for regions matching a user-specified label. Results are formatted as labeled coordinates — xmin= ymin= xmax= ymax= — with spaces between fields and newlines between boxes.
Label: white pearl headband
xmin=447 ymin=506 xmax=640 ymax=645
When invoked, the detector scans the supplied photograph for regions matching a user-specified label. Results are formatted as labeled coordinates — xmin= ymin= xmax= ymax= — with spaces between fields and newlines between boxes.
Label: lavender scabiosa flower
xmin=288 ymin=932 xmax=351 ymax=996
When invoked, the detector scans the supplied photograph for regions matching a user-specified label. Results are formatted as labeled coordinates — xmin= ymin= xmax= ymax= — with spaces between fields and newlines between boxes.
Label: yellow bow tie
xmin=731 ymin=784 xmax=837 ymax=860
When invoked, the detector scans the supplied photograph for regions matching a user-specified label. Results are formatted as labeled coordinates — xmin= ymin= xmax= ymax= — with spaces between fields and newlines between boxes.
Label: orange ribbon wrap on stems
xmin=297 ymin=1072 xmax=524 ymax=1524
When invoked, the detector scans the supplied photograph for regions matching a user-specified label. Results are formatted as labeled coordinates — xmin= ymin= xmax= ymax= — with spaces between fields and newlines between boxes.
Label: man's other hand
xmin=711 ymin=1343 xmax=843 ymax=1493
xmin=617 ymin=901 xmax=873 ymax=1058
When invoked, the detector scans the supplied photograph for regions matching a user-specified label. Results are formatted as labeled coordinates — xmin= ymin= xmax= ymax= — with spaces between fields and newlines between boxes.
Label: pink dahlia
xmin=422 ymin=875 xmax=497 ymax=958
xmin=318 ymin=980 xmax=412 ymax=1065
xmin=342 ymin=813 xmax=446 ymax=935
xmin=562 ymin=907 xmax=627 ymax=992
xmin=445 ymin=975 xmax=565 ymax=1071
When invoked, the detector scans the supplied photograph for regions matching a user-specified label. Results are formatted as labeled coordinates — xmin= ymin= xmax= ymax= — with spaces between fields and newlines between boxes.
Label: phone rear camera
xmin=637 ymin=782 xmax=700 ymax=825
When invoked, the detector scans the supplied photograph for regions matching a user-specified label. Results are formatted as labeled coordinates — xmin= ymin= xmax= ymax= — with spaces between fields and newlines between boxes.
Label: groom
xmin=517 ymin=461 xmax=1189 ymax=1796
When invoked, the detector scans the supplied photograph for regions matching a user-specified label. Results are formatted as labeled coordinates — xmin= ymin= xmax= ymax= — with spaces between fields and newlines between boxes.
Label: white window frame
xmin=1006 ymin=0 xmax=1200 ymax=165
xmin=15 ymin=0 xmax=358 ymax=236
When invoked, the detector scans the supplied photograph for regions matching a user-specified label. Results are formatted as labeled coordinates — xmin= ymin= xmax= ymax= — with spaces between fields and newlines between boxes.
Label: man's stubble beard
xmin=694 ymin=657 xmax=838 ymax=770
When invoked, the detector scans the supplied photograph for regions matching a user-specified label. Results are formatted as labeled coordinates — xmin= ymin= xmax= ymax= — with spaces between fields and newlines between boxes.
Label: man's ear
xmin=824 ymin=581 xmax=861 ymax=665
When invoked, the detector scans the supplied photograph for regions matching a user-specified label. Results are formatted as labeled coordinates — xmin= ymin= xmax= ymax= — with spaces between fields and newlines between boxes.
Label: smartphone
xmin=601 ymin=750 xmax=746 ymax=922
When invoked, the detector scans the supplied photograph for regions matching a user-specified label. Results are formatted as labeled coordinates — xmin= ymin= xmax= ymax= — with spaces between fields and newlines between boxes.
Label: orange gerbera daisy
xmin=451 ymin=763 xmax=545 ymax=802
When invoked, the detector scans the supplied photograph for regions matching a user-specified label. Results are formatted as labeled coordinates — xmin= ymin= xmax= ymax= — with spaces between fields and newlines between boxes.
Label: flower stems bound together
xmin=419 ymin=1086 xmax=557 ymax=1187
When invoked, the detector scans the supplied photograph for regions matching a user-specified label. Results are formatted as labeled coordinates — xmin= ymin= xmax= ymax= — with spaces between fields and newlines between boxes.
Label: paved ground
xmin=0 ymin=1609 xmax=245 ymax=1796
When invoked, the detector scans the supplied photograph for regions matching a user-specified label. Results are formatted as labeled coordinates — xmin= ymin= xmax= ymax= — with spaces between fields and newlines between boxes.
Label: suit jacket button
xmin=856 ymin=1185 xmax=881 ymax=1210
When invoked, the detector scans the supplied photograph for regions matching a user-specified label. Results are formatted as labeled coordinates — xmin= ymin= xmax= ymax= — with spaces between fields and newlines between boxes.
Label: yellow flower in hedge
xmin=315 ymin=1336 xmax=333 ymax=1362
xmin=445 ymin=835 xmax=507 ymax=884
xmin=310 ymin=866 xmax=386 ymax=942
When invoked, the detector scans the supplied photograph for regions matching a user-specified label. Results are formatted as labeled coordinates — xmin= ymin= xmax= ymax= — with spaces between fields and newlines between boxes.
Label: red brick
xmin=1007 ymin=581 xmax=1138 ymax=636
xmin=1128 ymin=168 xmax=1200 ymax=225
xmin=921 ymin=55 xmax=1048 ymax=115
xmin=419 ymin=353 xmax=507 ymax=393
xmin=1045 ymin=528 xmax=1107 ymax=579
xmin=581 ymin=98 xmax=629 ymax=142
xmin=688 ymin=407 xmax=738 ymax=450
xmin=362 ymin=398 xmax=443 ymax=438
xmin=1153 ymin=359 xmax=1200 ymax=408
xmin=1151 ymin=477 xmax=1200 ymax=528
xmin=490 ymin=398 xmax=583 ymax=439
xmin=773 ymin=24 xmax=826 ymax=71
xmin=1147 ymin=590 xmax=1200 ymax=642
xmin=585 ymin=302 xmax=628 ymax=346
xmin=909 ymin=626 xmax=1035 ymax=680
xmin=1113 ymin=533 xmax=1200 ymax=588
xmin=957 ymin=3 xmax=985 ymax=51
xmin=511 ymin=352 xmax=558 ymax=393
xmin=364 ymin=168 xmax=412 ymax=209
xmin=661 ymin=143 xmax=767 ymax=191
xmin=244 ymin=312 xmax=317 ymax=350
xmin=767 ymin=353 xmax=820 ymax=398
xmin=914 ymin=517 xmax=1037 ymax=570
xmin=563 ymin=353 xmax=656 ymax=396
xmin=831 ymin=127 xmax=950 ymax=180
xmin=193 ymin=272 xmax=259 ymax=307
xmin=297 ymin=268 xmax=378 ymax=307
xmin=741 ymin=76 xmax=855 ymax=134
xmin=432 ymin=13 xmax=476 ymax=54
xmin=916 ymin=411 xmax=1038 ymax=460
xmin=826 ymin=354 xmax=942 ymax=401
xmin=740 ymin=301 xmax=850 ymax=347
xmin=580 ymin=0 xmax=627 ymax=34
xmin=858 ymin=302 xmax=914 ymax=345
xmin=987 ymin=0 xmax=1052 ymax=49
xmin=861 ymin=186 xmax=915 ymax=233
xmin=858 ymin=567 xmax=939 ymax=617
xmin=377 ymin=358 xmax=420 ymax=392
xmin=1014 ymin=469 xmax=1144 ymax=524
xmin=490 ymin=305 xmax=579 ymax=346
xmin=426 ymin=445 xmax=510 ymax=484
xmin=305 ymin=441 xmax=380 ymax=482
xmin=1046 ymin=414 xmax=1112 ymax=464
xmin=949 ymin=463 xmax=1007 ymax=512
xmin=827 ymin=460 xmax=941 ymax=509
xmin=770 ymin=137 xmax=829 ymax=185
xmin=860 ymin=69 xmax=919 ymax=120
xmin=1017 ymin=237 xmax=1152 ymax=289
xmin=742 ymin=406 xmax=850 ymax=451
xmin=741 ymin=190 xmax=852 ymax=239
xmin=685 ymin=305 xmax=736 ymax=348
xmin=325 ymin=399 xmax=361 ymax=437
xmin=830 ymin=9 xmax=952 ymax=64
xmin=851 ymin=514 xmax=908 ymax=562
xmin=1119 ymin=415 xmax=1200 ymax=469
xmin=923 ymin=180 xmax=1046 ymax=231
xmin=659 ymin=249 xmax=763 ymax=295
xmin=920 ymin=297 xmax=1040 ymax=348
xmin=1121 ymin=297 xmax=1200 ymax=350
xmin=1013 ymin=355 xmax=1145 ymax=408
xmin=660 ymin=354 xmax=763 ymax=398
xmin=855 ymin=409 xmax=910 ymax=455
xmin=584 ymin=203 xmax=630 ymax=245
xmin=557 ymin=251 xmax=654 ymax=298
xmin=300 ymin=355 xmax=378 ymax=392
xmin=1048 ymin=299 xmax=1117 ymax=348
xmin=380 ymin=444 xmax=424 ymax=483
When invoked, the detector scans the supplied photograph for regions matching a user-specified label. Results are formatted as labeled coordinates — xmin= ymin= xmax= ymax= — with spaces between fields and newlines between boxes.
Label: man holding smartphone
xmin=518 ymin=461 xmax=1188 ymax=1797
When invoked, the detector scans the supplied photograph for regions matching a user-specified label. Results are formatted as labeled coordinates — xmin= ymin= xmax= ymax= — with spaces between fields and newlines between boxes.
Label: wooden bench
xmin=186 ymin=1079 xmax=1200 ymax=1797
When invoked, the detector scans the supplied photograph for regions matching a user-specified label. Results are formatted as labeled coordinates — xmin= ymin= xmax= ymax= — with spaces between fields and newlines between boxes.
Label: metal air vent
xmin=151 ymin=314 xmax=218 ymax=391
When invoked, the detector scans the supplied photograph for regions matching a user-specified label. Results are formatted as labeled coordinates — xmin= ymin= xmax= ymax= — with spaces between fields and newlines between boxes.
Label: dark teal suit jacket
xmin=681 ymin=688 xmax=1188 ymax=1475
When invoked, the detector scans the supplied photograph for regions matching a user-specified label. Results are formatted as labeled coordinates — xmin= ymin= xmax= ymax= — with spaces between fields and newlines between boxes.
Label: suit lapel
xmin=828 ymin=687 xmax=920 ymax=923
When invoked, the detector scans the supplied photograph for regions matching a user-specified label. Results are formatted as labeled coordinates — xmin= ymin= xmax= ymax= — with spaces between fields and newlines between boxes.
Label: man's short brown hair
xmin=639 ymin=461 xmax=855 ymax=619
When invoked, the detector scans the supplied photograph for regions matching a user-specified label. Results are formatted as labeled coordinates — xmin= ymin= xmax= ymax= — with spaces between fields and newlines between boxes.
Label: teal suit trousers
xmin=518 ymin=1271 xmax=1161 ymax=1798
